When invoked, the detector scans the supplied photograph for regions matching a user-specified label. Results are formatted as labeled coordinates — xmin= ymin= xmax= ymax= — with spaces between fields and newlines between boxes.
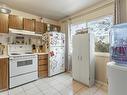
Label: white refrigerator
xmin=72 ymin=33 xmax=95 ymax=87
xmin=43 ymin=32 xmax=65 ymax=76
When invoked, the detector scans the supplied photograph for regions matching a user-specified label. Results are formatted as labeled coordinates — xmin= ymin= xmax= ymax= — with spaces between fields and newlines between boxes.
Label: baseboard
xmin=95 ymin=80 xmax=108 ymax=88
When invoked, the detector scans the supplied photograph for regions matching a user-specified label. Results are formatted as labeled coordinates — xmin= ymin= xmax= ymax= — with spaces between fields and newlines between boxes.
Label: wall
xmin=95 ymin=53 xmax=110 ymax=84
xmin=61 ymin=0 xmax=114 ymax=23
xmin=42 ymin=18 xmax=61 ymax=26
xmin=61 ymin=0 xmax=114 ymax=84
xmin=120 ymin=0 xmax=127 ymax=23
xmin=126 ymin=0 xmax=127 ymax=21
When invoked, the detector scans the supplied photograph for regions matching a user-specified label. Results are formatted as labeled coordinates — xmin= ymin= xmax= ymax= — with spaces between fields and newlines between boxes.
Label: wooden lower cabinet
xmin=39 ymin=65 xmax=48 ymax=71
xmin=39 ymin=71 xmax=48 ymax=78
xmin=0 ymin=58 xmax=8 ymax=91
xmin=39 ymin=60 xmax=48 ymax=65
xmin=38 ymin=54 xmax=48 ymax=78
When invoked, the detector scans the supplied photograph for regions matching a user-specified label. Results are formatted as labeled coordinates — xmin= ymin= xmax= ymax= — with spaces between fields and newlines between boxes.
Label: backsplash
xmin=0 ymin=33 xmax=9 ymax=55
xmin=0 ymin=33 xmax=9 ymax=45
xmin=0 ymin=33 xmax=43 ymax=55
xmin=8 ymin=34 xmax=42 ymax=46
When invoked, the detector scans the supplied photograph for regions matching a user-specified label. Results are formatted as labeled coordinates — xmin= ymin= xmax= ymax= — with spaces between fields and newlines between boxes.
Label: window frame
xmin=87 ymin=15 xmax=113 ymax=53
xmin=69 ymin=23 xmax=87 ymax=54
xmin=68 ymin=15 xmax=114 ymax=54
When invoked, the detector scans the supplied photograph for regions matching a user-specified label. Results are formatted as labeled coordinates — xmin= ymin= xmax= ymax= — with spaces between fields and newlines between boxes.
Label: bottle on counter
xmin=0 ymin=43 xmax=5 ymax=55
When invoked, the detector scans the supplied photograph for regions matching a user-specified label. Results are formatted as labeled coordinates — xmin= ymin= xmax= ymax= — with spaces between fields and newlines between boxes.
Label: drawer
xmin=39 ymin=59 xmax=48 ymax=65
xmin=10 ymin=72 xmax=38 ymax=88
xmin=39 ymin=71 xmax=48 ymax=78
xmin=38 ymin=54 xmax=48 ymax=60
xmin=39 ymin=65 xmax=48 ymax=71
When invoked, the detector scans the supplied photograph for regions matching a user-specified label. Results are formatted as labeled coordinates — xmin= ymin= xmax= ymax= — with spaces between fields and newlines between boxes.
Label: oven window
xmin=17 ymin=60 xmax=33 ymax=67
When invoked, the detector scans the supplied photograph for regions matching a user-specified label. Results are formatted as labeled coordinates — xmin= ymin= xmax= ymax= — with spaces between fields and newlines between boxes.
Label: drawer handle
xmin=39 ymin=58 xmax=48 ymax=60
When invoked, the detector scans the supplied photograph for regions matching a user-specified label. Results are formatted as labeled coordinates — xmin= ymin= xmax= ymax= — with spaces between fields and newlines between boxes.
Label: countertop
xmin=34 ymin=53 xmax=48 ymax=55
xmin=0 ymin=55 xmax=9 ymax=59
xmin=0 ymin=53 xmax=48 ymax=59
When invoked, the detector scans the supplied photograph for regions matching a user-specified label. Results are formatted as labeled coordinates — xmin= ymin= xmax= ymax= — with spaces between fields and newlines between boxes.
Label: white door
xmin=79 ymin=34 xmax=90 ymax=85
xmin=72 ymin=35 xmax=80 ymax=81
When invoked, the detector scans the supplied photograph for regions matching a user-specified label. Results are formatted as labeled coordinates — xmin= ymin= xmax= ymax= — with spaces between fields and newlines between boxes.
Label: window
xmin=88 ymin=16 xmax=113 ymax=52
xmin=68 ymin=15 xmax=113 ymax=53
xmin=69 ymin=23 xmax=87 ymax=53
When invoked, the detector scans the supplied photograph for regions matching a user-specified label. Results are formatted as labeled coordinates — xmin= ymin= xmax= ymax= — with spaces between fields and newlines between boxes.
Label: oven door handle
xmin=10 ymin=58 xmax=14 ymax=60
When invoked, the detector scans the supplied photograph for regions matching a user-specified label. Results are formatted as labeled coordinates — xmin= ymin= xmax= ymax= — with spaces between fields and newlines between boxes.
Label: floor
xmin=0 ymin=73 xmax=108 ymax=95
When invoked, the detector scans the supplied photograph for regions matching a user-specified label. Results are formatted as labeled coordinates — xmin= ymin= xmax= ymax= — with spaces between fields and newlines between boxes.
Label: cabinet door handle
xmin=78 ymin=56 xmax=79 ymax=60
xmin=80 ymin=56 xmax=82 ymax=61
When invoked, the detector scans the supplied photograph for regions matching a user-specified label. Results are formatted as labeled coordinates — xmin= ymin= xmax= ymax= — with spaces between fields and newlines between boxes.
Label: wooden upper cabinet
xmin=43 ymin=23 xmax=47 ymax=32
xmin=57 ymin=26 xmax=61 ymax=32
xmin=35 ymin=21 xmax=44 ymax=33
xmin=9 ymin=15 xmax=23 ymax=29
xmin=0 ymin=58 xmax=8 ymax=90
xmin=0 ymin=13 xmax=8 ymax=33
xmin=53 ymin=25 xmax=61 ymax=32
xmin=43 ymin=23 xmax=61 ymax=32
xmin=23 ymin=18 xmax=35 ymax=31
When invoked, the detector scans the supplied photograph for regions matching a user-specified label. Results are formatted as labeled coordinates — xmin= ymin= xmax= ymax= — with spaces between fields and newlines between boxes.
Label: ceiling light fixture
xmin=0 ymin=5 xmax=11 ymax=14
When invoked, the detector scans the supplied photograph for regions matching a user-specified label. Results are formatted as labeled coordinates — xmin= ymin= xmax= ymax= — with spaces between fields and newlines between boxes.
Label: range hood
xmin=9 ymin=28 xmax=42 ymax=36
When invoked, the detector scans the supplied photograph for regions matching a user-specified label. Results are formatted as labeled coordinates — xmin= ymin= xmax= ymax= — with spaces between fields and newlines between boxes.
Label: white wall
xmin=61 ymin=0 xmax=114 ymax=23
xmin=95 ymin=53 xmax=110 ymax=83
xmin=120 ymin=0 xmax=127 ymax=23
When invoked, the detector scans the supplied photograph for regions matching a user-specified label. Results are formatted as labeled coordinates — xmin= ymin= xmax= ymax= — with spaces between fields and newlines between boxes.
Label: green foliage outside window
xmin=88 ymin=16 xmax=113 ymax=52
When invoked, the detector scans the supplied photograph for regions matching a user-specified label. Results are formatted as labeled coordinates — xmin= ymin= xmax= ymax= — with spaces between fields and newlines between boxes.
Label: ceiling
xmin=0 ymin=0 xmax=104 ymax=20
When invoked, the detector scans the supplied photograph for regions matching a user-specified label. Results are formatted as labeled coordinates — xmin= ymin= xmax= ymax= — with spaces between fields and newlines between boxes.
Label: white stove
xmin=8 ymin=45 xmax=38 ymax=88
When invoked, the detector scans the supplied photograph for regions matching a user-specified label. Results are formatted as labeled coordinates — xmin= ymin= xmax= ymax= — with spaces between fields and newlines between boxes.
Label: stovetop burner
xmin=25 ymin=52 xmax=33 ymax=54
xmin=11 ymin=53 xmax=20 ymax=55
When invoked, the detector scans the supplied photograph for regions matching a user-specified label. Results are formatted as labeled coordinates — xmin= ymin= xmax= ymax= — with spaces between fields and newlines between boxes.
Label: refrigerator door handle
xmin=80 ymin=56 xmax=82 ymax=61
xmin=78 ymin=56 xmax=79 ymax=60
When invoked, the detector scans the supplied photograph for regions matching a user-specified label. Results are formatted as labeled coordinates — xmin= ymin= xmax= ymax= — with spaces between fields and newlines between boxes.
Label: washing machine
xmin=107 ymin=62 xmax=127 ymax=95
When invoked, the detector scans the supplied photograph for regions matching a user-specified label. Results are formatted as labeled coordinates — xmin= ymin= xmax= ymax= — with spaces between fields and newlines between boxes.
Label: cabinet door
xmin=43 ymin=23 xmax=47 ymax=32
xmin=72 ymin=35 xmax=80 ymax=81
xmin=35 ymin=21 xmax=44 ymax=33
xmin=57 ymin=26 xmax=61 ymax=32
xmin=23 ymin=18 xmax=35 ymax=31
xmin=43 ymin=23 xmax=61 ymax=32
xmin=79 ymin=34 xmax=90 ymax=85
xmin=0 ymin=13 xmax=8 ymax=33
xmin=9 ymin=15 xmax=23 ymax=29
xmin=50 ymin=25 xmax=61 ymax=32
xmin=0 ymin=58 xmax=8 ymax=90
xmin=54 ymin=25 xmax=61 ymax=32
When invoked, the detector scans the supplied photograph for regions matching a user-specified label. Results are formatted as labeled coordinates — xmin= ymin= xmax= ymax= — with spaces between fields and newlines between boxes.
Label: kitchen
xmin=0 ymin=0 xmax=127 ymax=95
xmin=0 ymin=5 xmax=65 ymax=91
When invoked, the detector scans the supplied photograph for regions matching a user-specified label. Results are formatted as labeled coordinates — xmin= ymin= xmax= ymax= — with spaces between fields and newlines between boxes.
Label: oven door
xmin=10 ymin=56 xmax=38 ymax=77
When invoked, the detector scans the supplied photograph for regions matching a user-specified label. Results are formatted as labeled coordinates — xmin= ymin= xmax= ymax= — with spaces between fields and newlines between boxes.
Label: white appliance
xmin=8 ymin=45 xmax=38 ymax=88
xmin=42 ymin=32 xmax=65 ymax=76
xmin=72 ymin=33 xmax=95 ymax=87
xmin=107 ymin=62 xmax=127 ymax=95
xmin=9 ymin=28 xmax=42 ymax=36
